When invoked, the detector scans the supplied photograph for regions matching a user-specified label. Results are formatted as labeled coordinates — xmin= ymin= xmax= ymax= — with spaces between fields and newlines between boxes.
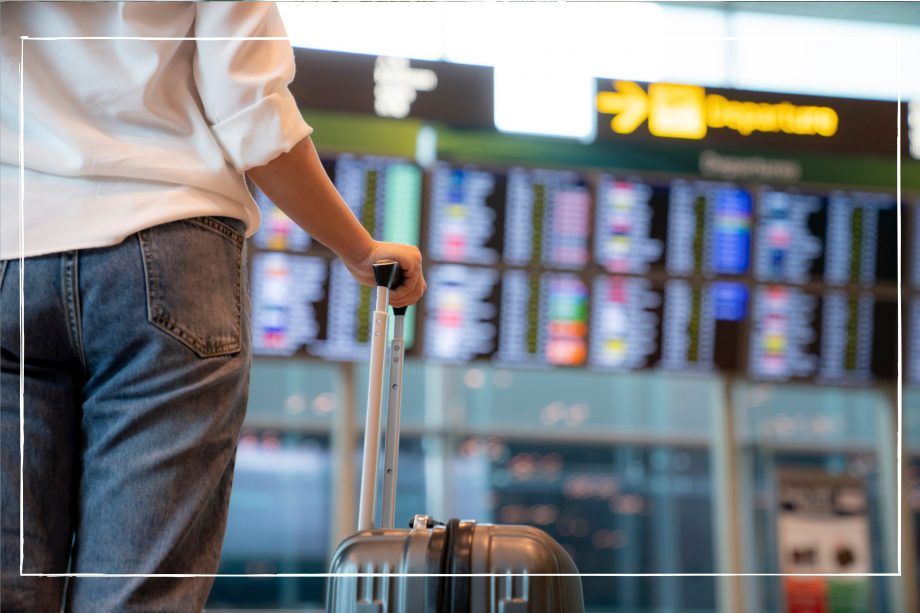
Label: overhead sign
xmin=596 ymin=79 xmax=907 ymax=158
xmin=289 ymin=48 xmax=494 ymax=129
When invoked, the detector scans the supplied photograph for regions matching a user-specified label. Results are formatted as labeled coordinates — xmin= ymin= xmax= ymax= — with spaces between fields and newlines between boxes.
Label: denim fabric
xmin=0 ymin=217 xmax=251 ymax=612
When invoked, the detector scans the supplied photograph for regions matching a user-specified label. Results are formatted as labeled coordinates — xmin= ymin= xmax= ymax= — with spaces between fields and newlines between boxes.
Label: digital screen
xmin=326 ymin=154 xmax=423 ymax=246
xmin=589 ymin=275 xmax=661 ymax=371
xmin=593 ymin=176 xmax=667 ymax=274
xmin=666 ymin=181 xmax=752 ymax=277
xmin=748 ymin=285 xmax=896 ymax=382
xmin=496 ymin=271 xmax=589 ymax=367
xmin=427 ymin=164 xmax=504 ymax=265
xmin=818 ymin=291 xmax=877 ymax=382
xmin=824 ymin=191 xmax=897 ymax=286
xmin=251 ymin=253 xmax=327 ymax=356
xmin=251 ymin=185 xmax=311 ymax=252
xmin=659 ymin=280 xmax=747 ymax=372
xmin=503 ymin=167 xmax=592 ymax=269
xmin=753 ymin=189 xmax=825 ymax=283
xmin=748 ymin=285 xmax=820 ymax=381
xmin=311 ymin=261 xmax=416 ymax=361
xmin=423 ymin=264 xmax=501 ymax=362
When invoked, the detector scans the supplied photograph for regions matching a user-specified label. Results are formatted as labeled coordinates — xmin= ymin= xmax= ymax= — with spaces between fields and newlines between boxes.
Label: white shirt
xmin=0 ymin=1 xmax=312 ymax=259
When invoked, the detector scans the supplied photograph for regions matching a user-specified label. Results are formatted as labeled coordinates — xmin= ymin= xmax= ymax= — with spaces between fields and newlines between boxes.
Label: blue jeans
xmin=0 ymin=217 xmax=251 ymax=611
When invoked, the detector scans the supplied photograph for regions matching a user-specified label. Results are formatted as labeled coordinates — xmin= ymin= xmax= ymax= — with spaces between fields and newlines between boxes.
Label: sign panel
xmin=596 ymin=79 xmax=906 ymax=157
xmin=290 ymin=47 xmax=494 ymax=128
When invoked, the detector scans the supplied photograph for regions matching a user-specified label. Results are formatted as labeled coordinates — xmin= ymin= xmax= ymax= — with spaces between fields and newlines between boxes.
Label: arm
xmin=192 ymin=3 xmax=424 ymax=306
xmin=247 ymin=136 xmax=425 ymax=307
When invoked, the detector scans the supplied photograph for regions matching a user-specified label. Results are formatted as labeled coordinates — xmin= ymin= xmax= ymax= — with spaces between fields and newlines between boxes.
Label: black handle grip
xmin=372 ymin=260 xmax=403 ymax=289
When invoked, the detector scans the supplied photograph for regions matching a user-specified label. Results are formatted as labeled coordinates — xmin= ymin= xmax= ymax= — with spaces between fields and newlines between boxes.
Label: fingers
xmin=390 ymin=270 xmax=426 ymax=307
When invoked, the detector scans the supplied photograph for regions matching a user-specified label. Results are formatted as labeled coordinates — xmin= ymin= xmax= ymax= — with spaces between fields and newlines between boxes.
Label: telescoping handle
xmin=380 ymin=303 xmax=407 ymax=529
xmin=356 ymin=261 xmax=403 ymax=532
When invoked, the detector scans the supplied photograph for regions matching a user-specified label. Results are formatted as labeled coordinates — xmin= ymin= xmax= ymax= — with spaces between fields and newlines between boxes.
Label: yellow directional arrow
xmin=596 ymin=80 xmax=648 ymax=134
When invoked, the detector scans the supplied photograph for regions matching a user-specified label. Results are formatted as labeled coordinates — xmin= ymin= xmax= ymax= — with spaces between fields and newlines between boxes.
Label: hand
xmin=343 ymin=241 xmax=427 ymax=308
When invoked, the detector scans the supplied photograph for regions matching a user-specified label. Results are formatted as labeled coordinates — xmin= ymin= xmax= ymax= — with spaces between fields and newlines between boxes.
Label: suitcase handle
xmin=357 ymin=261 xmax=407 ymax=531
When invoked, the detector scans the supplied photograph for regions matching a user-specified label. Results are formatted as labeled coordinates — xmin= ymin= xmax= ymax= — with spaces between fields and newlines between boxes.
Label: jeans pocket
xmin=138 ymin=217 xmax=244 ymax=358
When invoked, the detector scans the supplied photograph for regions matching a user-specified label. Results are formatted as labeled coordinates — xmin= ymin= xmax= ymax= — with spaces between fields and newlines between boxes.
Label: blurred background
xmin=205 ymin=2 xmax=920 ymax=612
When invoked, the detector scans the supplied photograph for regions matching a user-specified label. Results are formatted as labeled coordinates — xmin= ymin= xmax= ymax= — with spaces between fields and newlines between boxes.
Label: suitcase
xmin=326 ymin=262 xmax=585 ymax=613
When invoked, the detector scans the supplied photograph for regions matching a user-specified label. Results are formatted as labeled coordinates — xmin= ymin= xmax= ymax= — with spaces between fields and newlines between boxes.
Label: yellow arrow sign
xmin=596 ymin=80 xmax=648 ymax=134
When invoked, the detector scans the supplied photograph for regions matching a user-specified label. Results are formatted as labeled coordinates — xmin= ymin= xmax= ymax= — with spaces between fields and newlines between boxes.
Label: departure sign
xmin=595 ymin=79 xmax=904 ymax=157
xmin=666 ymin=181 xmax=752 ymax=277
xmin=428 ymin=164 xmax=504 ymax=265
xmin=496 ymin=271 xmax=589 ymax=367
xmin=753 ymin=189 xmax=824 ymax=284
xmin=594 ymin=176 xmax=667 ymax=274
xmin=252 ymin=253 xmax=327 ymax=356
xmin=423 ymin=264 xmax=501 ymax=362
xmin=504 ymin=168 xmax=591 ymax=270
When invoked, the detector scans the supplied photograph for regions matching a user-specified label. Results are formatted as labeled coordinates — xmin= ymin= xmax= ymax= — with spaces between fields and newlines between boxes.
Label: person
xmin=0 ymin=2 xmax=426 ymax=611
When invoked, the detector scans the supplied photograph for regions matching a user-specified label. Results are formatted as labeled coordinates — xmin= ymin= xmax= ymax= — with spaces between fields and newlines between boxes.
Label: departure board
xmin=427 ymin=164 xmax=504 ymax=265
xmin=823 ymin=191 xmax=897 ymax=286
xmin=496 ymin=271 xmax=589 ymax=367
xmin=748 ymin=285 xmax=820 ymax=381
xmin=251 ymin=186 xmax=311 ymax=252
xmin=589 ymin=276 xmax=661 ymax=371
xmin=422 ymin=264 xmax=501 ymax=362
xmin=753 ymin=189 xmax=825 ymax=283
xmin=659 ymin=280 xmax=747 ymax=372
xmin=748 ymin=285 xmax=896 ymax=382
xmin=666 ymin=181 xmax=752 ymax=277
xmin=593 ymin=176 xmax=668 ymax=274
xmin=326 ymin=155 xmax=423 ymax=247
xmin=251 ymin=253 xmax=327 ymax=356
xmin=503 ymin=167 xmax=591 ymax=269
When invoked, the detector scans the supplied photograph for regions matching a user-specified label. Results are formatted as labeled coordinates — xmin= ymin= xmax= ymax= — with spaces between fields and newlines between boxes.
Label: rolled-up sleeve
xmin=193 ymin=1 xmax=311 ymax=171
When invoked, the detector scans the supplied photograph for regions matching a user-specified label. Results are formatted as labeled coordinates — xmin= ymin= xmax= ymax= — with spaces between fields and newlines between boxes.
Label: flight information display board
xmin=593 ymin=176 xmax=668 ymax=274
xmin=503 ymin=167 xmax=592 ymax=270
xmin=249 ymin=153 xmax=423 ymax=360
xmin=422 ymin=264 xmax=501 ymax=362
xmin=659 ymin=280 xmax=748 ymax=372
xmin=245 ymin=150 xmax=901 ymax=384
xmin=666 ymin=180 xmax=752 ymax=277
xmin=823 ymin=191 xmax=897 ymax=286
xmin=251 ymin=253 xmax=327 ymax=356
xmin=251 ymin=186 xmax=312 ymax=252
xmin=748 ymin=286 xmax=896 ymax=382
xmin=496 ymin=271 xmax=590 ymax=367
xmin=326 ymin=155 xmax=423 ymax=248
xmin=588 ymin=275 xmax=660 ymax=371
xmin=753 ymin=189 xmax=824 ymax=284
xmin=427 ymin=164 xmax=504 ymax=265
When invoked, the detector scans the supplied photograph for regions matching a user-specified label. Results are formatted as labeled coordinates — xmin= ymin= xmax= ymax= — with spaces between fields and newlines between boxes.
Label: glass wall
xmin=205 ymin=361 xmax=914 ymax=612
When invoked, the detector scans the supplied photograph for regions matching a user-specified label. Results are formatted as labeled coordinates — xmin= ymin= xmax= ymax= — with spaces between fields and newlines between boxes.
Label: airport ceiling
xmin=674 ymin=1 xmax=920 ymax=27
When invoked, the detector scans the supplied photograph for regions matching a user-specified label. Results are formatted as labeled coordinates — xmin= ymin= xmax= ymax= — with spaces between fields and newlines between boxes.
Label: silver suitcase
xmin=326 ymin=262 xmax=585 ymax=613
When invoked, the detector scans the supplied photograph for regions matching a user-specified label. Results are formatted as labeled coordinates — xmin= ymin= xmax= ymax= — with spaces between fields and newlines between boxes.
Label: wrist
xmin=339 ymin=233 xmax=376 ymax=267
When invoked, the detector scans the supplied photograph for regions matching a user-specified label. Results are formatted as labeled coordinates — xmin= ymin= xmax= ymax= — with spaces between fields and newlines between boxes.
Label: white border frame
xmin=16 ymin=34 xmax=904 ymax=581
